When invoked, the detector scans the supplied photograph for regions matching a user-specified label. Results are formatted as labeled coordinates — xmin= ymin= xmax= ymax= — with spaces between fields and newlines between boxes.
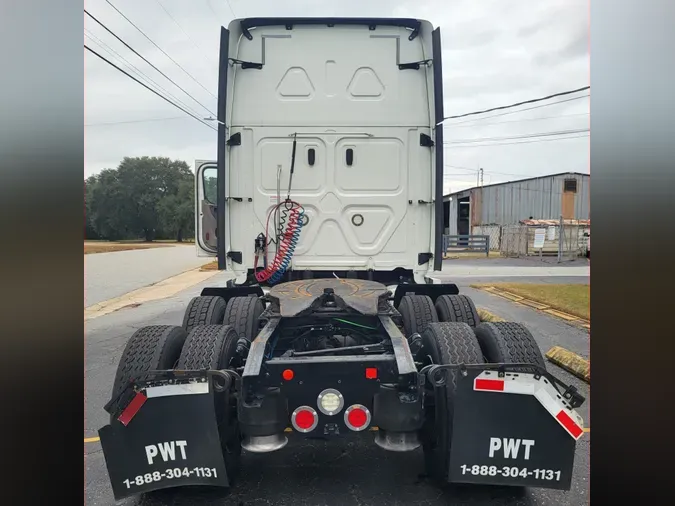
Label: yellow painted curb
xmin=545 ymin=346 xmax=590 ymax=383
xmin=84 ymin=436 xmax=100 ymax=443
xmin=473 ymin=286 xmax=590 ymax=329
xmin=477 ymin=308 xmax=505 ymax=322
xmin=85 ymin=268 xmax=221 ymax=320
xmin=517 ymin=299 xmax=551 ymax=310
xmin=543 ymin=308 xmax=581 ymax=322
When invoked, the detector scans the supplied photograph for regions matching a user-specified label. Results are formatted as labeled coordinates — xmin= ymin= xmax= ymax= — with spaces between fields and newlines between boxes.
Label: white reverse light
xmin=317 ymin=388 xmax=344 ymax=416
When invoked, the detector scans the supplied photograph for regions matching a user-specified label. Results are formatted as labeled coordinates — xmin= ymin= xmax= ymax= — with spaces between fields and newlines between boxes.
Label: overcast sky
xmin=84 ymin=0 xmax=589 ymax=194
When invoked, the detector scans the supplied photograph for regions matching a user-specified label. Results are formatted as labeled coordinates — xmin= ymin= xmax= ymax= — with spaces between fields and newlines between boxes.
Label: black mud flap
xmin=98 ymin=373 xmax=229 ymax=501
xmin=447 ymin=368 xmax=584 ymax=490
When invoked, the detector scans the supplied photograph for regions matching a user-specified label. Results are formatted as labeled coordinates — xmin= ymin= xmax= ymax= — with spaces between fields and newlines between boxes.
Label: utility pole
xmin=479 ymin=168 xmax=484 ymax=186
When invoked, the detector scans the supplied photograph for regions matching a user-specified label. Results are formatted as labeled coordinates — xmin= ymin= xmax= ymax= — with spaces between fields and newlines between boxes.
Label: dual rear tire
xmin=398 ymin=294 xmax=481 ymax=339
xmin=110 ymin=295 xmax=265 ymax=485
xmin=419 ymin=320 xmax=545 ymax=484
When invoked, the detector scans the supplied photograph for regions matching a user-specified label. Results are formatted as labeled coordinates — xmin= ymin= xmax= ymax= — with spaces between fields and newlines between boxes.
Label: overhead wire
xmin=205 ymin=0 xmax=227 ymax=24
xmin=224 ymin=0 xmax=237 ymax=18
xmin=103 ymin=0 xmax=217 ymax=99
xmin=85 ymin=44 xmax=217 ymax=132
xmin=84 ymin=29 xmax=204 ymax=119
xmin=446 ymin=112 xmax=589 ymax=129
xmin=444 ymin=128 xmax=590 ymax=145
xmin=439 ymin=86 xmax=590 ymax=123
xmin=153 ymin=0 xmax=217 ymax=64
xmin=84 ymin=9 xmax=216 ymax=116
xmin=445 ymin=133 xmax=589 ymax=148
xmin=446 ymin=95 xmax=590 ymax=126
xmin=85 ymin=116 xmax=187 ymax=127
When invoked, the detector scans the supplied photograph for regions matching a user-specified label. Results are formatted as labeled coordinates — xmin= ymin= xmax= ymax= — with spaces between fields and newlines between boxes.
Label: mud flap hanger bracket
xmin=104 ymin=369 xmax=241 ymax=419
xmin=421 ymin=363 xmax=585 ymax=409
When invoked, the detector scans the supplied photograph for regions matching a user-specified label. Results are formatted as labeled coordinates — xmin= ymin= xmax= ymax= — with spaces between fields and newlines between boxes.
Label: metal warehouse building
xmin=443 ymin=172 xmax=590 ymax=236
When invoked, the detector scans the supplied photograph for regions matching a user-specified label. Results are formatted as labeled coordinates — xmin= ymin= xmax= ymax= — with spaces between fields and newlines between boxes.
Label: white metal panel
xmin=230 ymin=26 xmax=431 ymax=127
xmin=223 ymin=21 xmax=436 ymax=277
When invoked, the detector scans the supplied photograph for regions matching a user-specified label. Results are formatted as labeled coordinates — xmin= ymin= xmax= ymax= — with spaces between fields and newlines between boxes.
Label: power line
xmin=103 ymin=0 xmax=217 ymax=99
xmin=85 ymin=116 xmax=187 ymax=127
xmin=85 ymin=44 xmax=217 ymax=132
xmin=445 ymin=128 xmax=590 ymax=145
xmin=445 ymin=133 xmax=589 ymax=148
xmin=440 ymin=86 xmax=590 ymax=123
xmin=447 ymin=95 xmax=589 ymax=126
xmin=205 ymin=0 xmax=226 ymax=24
xmin=153 ymin=0 xmax=216 ymax=64
xmin=85 ymin=9 xmax=216 ymax=116
xmin=84 ymin=29 xmax=203 ymax=119
xmin=224 ymin=0 xmax=237 ymax=18
xmin=446 ymin=112 xmax=589 ymax=129
xmin=444 ymin=165 xmax=537 ymax=179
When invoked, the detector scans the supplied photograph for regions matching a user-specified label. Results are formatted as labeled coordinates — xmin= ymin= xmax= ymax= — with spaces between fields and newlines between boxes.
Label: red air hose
xmin=255 ymin=200 xmax=303 ymax=283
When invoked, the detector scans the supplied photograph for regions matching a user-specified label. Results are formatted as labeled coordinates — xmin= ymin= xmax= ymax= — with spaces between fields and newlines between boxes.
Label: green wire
xmin=332 ymin=318 xmax=378 ymax=330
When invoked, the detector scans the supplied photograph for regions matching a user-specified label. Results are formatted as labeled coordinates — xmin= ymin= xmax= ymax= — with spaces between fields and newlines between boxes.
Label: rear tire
xmin=182 ymin=296 xmax=226 ymax=333
xmin=177 ymin=325 xmax=241 ymax=484
xmin=110 ymin=325 xmax=188 ymax=422
xmin=398 ymin=295 xmax=438 ymax=338
xmin=473 ymin=322 xmax=546 ymax=368
xmin=419 ymin=322 xmax=484 ymax=484
xmin=435 ymin=294 xmax=480 ymax=328
xmin=223 ymin=296 xmax=264 ymax=340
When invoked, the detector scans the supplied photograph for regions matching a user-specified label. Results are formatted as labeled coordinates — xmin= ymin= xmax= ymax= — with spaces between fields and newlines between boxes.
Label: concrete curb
xmin=545 ymin=346 xmax=590 ymax=383
xmin=476 ymin=308 xmax=505 ymax=322
xmin=473 ymin=286 xmax=590 ymax=330
xmin=84 ymin=268 xmax=221 ymax=320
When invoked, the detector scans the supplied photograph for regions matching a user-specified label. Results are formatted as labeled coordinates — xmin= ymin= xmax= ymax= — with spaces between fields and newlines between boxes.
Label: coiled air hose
xmin=255 ymin=199 xmax=304 ymax=284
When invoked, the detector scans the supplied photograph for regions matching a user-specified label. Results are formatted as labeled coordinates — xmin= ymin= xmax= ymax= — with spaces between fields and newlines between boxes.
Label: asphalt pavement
xmin=84 ymin=245 xmax=211 ymax=307
xmin=85 ymin=269 xmax=589 ymax=506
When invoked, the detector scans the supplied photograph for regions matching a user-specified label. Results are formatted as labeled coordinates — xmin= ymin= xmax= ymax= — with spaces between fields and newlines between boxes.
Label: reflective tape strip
xmin=534 ymin=387 xmax=584 ymax=441
xmin=473 ymin=371 xmax=584 ymax=440
xmin=145 ymin=382 xmax=209 ymax=398
xmin=473 ymin=376 xmax=535 ymax=395
xmin=118 ymin=392 xmax=147 ymax=426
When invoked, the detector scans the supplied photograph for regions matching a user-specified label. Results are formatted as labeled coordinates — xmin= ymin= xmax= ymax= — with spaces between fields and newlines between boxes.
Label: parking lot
xmin=85 ymin=266 xmax=589 ymax=506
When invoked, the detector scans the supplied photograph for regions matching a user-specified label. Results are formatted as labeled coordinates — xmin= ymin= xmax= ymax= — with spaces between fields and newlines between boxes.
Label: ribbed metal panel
xmin=444 ymin=173 xmax=589 ymax=226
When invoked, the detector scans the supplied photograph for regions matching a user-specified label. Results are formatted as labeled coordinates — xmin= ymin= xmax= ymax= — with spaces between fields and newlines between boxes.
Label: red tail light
xmin=291 ymin=406 xmax=318 ymax=433
xmin=344 ymin=404 xmax=371 ymax=432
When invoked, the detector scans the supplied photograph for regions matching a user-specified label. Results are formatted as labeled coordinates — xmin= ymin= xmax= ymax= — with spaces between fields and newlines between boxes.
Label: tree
xmin=158 ymin=179 xmax=195 ymax=242
xmin=84 ymin=175 xmax=100 ymax=239
xmin=85 ymin=156 xmax=195 ymax=241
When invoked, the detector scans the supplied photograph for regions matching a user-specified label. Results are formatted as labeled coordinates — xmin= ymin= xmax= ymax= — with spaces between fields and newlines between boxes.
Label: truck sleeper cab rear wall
xmin=195 ymin=17 xmax=445 ymax=284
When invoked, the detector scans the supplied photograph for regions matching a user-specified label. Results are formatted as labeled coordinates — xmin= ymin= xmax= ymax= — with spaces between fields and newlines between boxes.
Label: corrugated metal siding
xmin=448 ymin=198 xmax=458 ymax=235
xmin=471 ymin=173 xmax=589 ymax=225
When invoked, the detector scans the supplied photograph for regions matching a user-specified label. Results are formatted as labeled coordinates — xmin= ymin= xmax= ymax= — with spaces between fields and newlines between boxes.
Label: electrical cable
xmin=85 ymin=116 xmax=186 ymax=126
xmin=446 ymin=112 xmax=589 ymax=129
xmin=446 ymin=95 xmax=589 ymax=126
xmin=103 ymin=0 xmax=217 ymax=99
xmin=255 ymin=200 xmax=305 ymax=284
xmin=84 ymin=44 xmax=217 ymax=131
xmin=85 ymin=9 xmax=216 ymax=116
xmin=444 ymin=128 xmax=590 ymax=145
xmin=153 ymin=0 xmax=217 ymax=64
xmin=445 ymin=133 xmax=589 ymax=148
xmin=224 ymin=0 xmax=237 ymax=18
xmin=439 ymin=86 xmax=589 ymax=123
xmin=84 ymin=29 xmax=203 ymax=118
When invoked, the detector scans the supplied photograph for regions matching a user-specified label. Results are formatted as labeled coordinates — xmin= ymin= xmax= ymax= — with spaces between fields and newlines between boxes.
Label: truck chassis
xmin=98 ymin=279 xmax=585 ymax=501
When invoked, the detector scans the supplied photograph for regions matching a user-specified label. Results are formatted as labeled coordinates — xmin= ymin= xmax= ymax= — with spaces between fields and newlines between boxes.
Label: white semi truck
xmin=97 ymin=18 xmax=585 ymax=501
